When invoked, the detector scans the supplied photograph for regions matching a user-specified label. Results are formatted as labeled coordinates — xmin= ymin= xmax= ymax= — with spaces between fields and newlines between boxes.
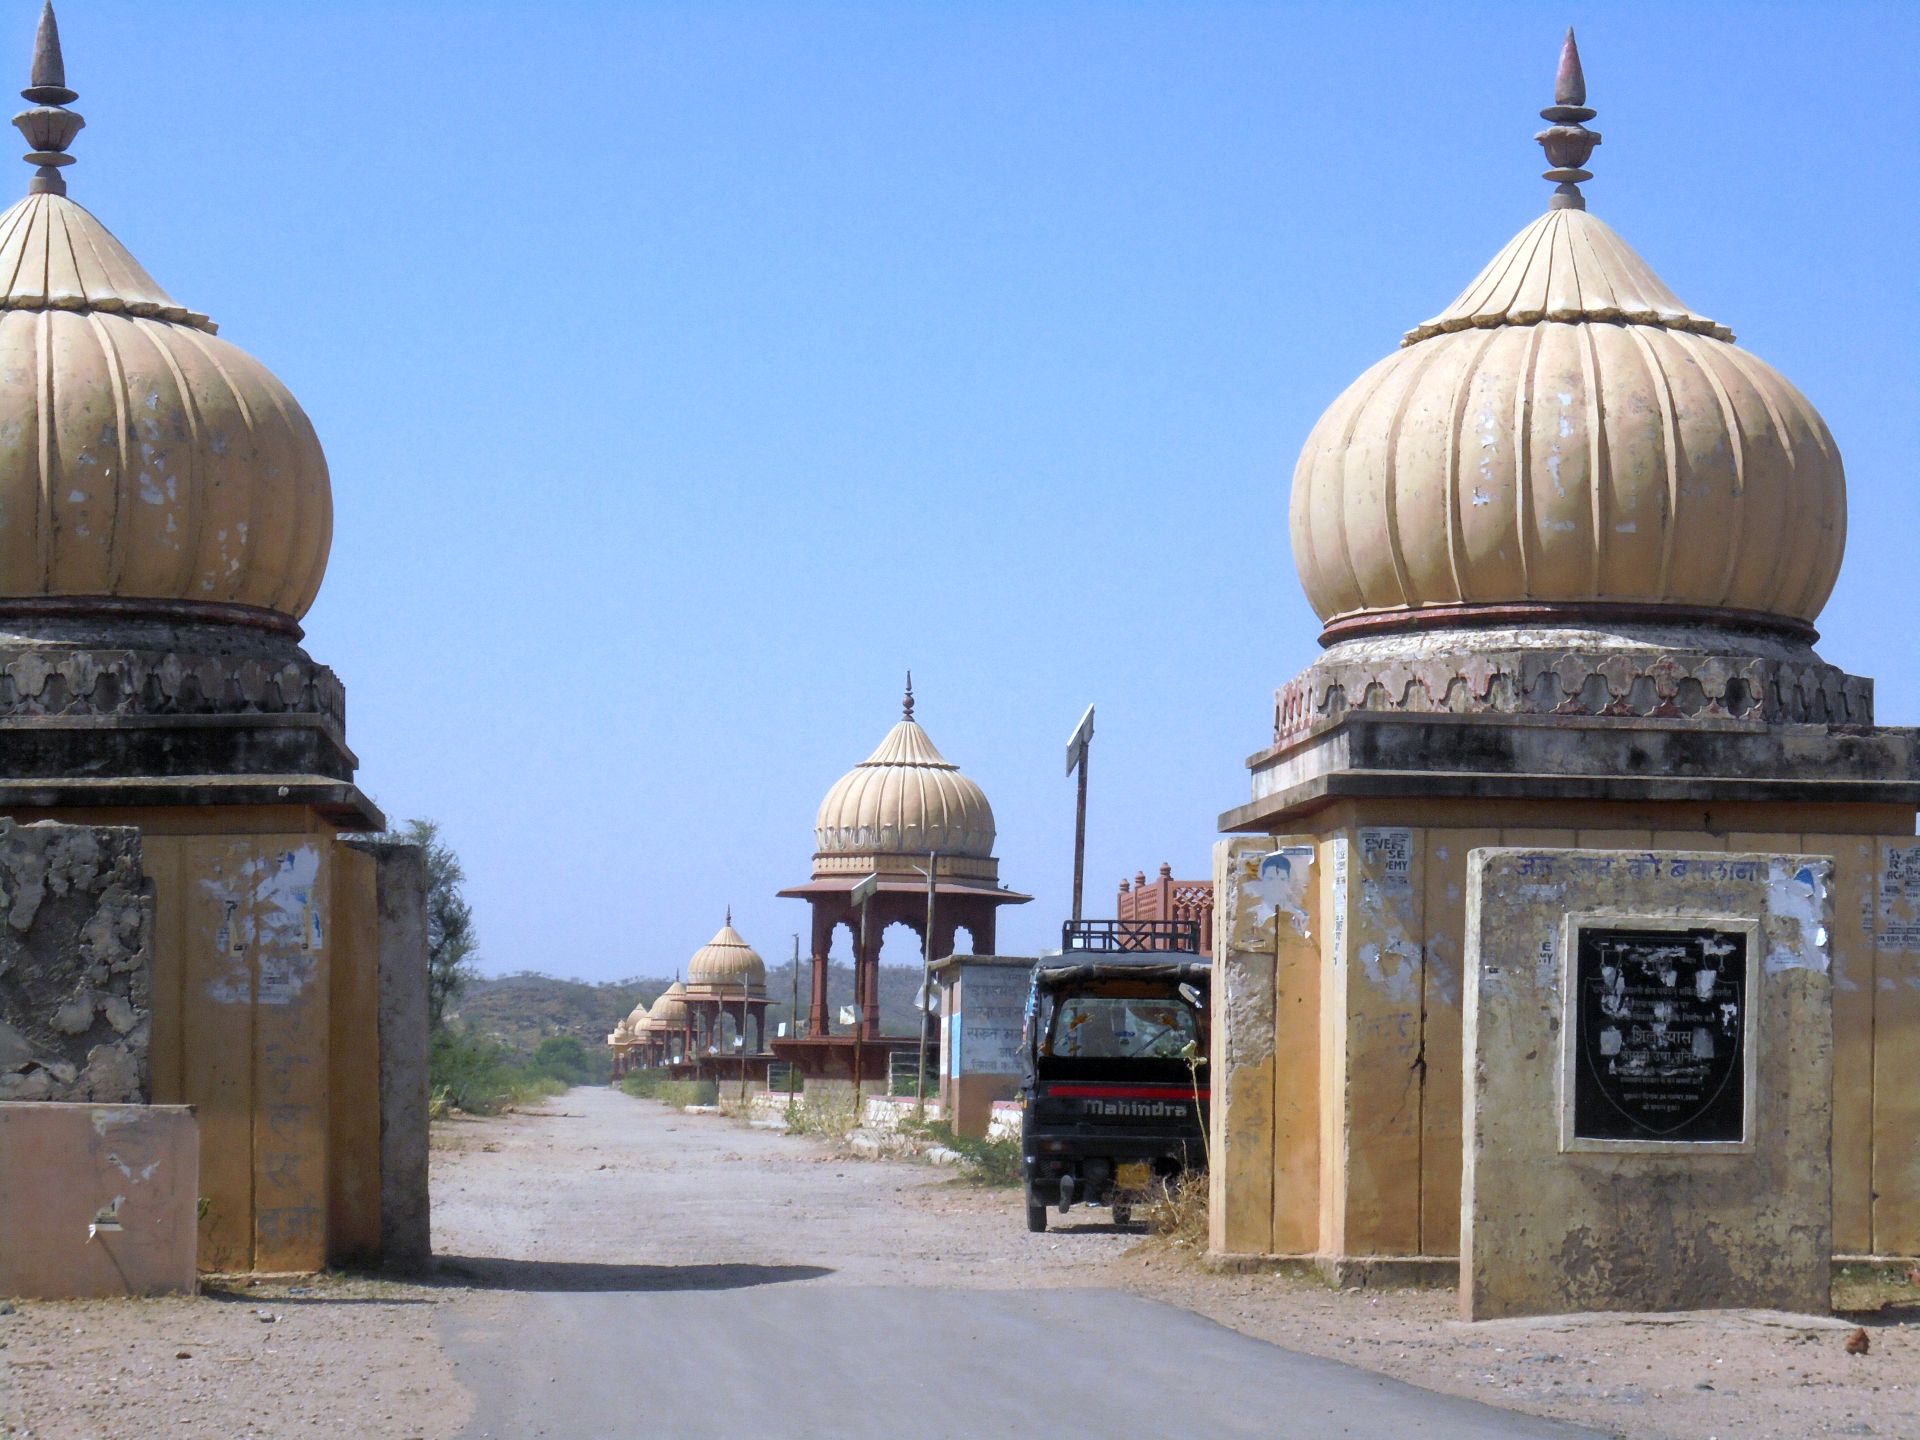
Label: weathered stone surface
xmin=1276 ymin=624 xmax=1875 ymax=743
xmin=0 ymin=819 xmax=153 ymax=1102
xmin=1462 ymin=847 xmax=1832 ymax=1320
xmin=1226 ymin=708 xmax=1920 ymax=833
xmin=0 ymin=1102 xmax=199 ymax=1298
xmin=344 ymin=834 xmax=432 ymax=1271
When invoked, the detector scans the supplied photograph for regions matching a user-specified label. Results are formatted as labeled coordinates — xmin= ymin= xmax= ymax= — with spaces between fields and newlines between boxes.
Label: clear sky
xmin=47 ymin=2 xmax=1920 ymax=982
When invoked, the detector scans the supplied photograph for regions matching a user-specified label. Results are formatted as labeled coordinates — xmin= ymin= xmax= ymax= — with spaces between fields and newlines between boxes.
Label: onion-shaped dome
xmin=0 ymin=8 xmax=331 ymax=629
xmin=815 ymin=678 xmax=995 ymax=860
xmin=686 ymin=915 xmax=766 ymax=991
xmin=648 ymin=981 xmax=690 ymax=1028
xmin=1290 ymin=31 xmax=1843 ymax=644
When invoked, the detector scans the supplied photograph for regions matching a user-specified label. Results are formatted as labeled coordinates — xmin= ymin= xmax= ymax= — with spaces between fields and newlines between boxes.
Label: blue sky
xmin=48 ymin=2 xmax=1919 ymax=981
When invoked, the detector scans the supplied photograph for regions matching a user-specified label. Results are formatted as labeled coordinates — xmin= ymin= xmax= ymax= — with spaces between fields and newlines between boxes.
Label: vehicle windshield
xmin=1043 ymin=992 xmax=1197 ymax=1060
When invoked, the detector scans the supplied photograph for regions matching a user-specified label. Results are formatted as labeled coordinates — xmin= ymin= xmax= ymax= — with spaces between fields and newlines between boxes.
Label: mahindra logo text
xmin=1083 ymin=1099 xmax=1188 ymax=1118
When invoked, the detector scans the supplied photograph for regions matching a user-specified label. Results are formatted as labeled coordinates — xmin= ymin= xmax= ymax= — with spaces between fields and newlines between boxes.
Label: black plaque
xmin=1572 ymin=926 xmax=1747 ymax=1143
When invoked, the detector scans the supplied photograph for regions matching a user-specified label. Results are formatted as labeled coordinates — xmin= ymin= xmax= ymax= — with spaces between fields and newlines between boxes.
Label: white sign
xmin=1065 ymin=704 xmax=1095 ymax=776
xmin=953 ymin=965 xmax=1031 ymax=1077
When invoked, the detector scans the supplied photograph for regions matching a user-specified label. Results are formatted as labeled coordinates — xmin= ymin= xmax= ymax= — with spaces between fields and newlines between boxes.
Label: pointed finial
xmin=902 ymin=671 xmax=915 ymax=721
xmin=725 ymin=905 xmax=732 ymax=928
xmin=1534 ymin=27 xmax=1600 ymax=211
xmin=13 ymin=2 xmax=81 ymax=196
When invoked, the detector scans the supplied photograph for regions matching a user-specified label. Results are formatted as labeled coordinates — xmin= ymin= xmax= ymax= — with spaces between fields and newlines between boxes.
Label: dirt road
xmin=6 ymin=1086 xmax=1911 ymax=1438
xmin=432 ymin=1086 xmax=1593 ymax=1439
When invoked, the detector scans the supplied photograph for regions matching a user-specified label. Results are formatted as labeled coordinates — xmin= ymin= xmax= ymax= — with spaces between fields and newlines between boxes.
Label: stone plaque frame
xmin=1557 ymin=913 xmax=1760 ymax=1156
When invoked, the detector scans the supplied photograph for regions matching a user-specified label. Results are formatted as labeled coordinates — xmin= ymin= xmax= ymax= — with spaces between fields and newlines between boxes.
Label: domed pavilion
xmin=776 ymin=677 xmax=1028 ymax=1083
xmin=1209 ymin=33 xmax=1920 ymax=1273
xmin=648 ymin=980 xmax=693 ymax=1066
xmin=0 ymin=5 xmax=424 ymax=1275
xmin=676 ymin=914 xmax=776 ymax=1082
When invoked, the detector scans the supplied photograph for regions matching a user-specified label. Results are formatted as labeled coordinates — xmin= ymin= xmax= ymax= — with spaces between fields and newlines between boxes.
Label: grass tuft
xmin=899 ymin=1115 xmax=1022 ymax=1186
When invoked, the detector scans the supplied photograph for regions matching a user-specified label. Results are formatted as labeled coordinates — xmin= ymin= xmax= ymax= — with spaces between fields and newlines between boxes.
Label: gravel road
xmin=7 ymin=1085 xmax=1907 ymax=1438
xmin=432 ymin=1087 xmax=1595 ymax=1439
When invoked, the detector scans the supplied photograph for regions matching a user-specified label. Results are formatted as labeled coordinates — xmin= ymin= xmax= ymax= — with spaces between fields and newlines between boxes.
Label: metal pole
xmin=739 ymin=974 xmax=749 ymax=1108
xmin=853 ymin=896 xmax=867 ymax=1099
xmin=1071 ymin=743 xmax=1089 ymax=923
xmin=789 ymin=934 xmax=800 ymax=1102
xmin=916 ymin=851 xmax=937 ymax=1109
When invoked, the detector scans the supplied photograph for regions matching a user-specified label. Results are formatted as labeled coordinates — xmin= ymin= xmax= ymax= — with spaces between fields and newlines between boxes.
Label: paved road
xmin=433 ymin=1090 xmax=1601 ymax=1440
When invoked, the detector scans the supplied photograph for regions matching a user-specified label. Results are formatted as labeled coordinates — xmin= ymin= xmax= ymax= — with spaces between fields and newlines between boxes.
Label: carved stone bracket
xmin=0 ymin=644 xmax=346 ymax=732
xmin=1276 ymin=646 xmax=1874 ymax=745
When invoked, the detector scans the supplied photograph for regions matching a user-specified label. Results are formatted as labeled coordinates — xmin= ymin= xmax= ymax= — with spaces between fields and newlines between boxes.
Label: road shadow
xmin=426 ymin=1256 xmax=833 ymax=1294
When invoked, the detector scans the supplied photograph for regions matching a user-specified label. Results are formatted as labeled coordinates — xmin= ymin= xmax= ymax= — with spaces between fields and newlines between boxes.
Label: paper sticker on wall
xmin=1880 ymin=845 xmax=1920 ymax=953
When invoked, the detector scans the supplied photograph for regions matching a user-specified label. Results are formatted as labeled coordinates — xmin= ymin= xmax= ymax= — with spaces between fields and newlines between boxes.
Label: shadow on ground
xmin=427 ymin=1256 xmax=834 ymax=1293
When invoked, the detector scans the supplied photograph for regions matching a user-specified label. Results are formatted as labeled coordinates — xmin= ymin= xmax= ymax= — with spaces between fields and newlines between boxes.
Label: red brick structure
xmin=1118 ymin=864 xmax=1214 ymax=957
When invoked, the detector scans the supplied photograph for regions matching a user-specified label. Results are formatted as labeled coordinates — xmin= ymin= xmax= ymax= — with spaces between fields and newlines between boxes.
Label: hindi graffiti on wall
xmin=952 ymin=965 xmax=1031 ymax=1077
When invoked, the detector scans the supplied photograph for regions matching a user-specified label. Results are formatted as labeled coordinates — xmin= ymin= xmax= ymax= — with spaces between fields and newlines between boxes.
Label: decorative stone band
xmin=1276 ymin=647 xmax=1874 ymax=745
xmin=1318 ymin=601 xmax=1818 ymax=648
xmin=0 ymin=644 xmax=346 ymax=731
xmin=0 ymin=596 xmax=302 ymax=636
xmin=810 ymin=851 xmax=1000 ymax=883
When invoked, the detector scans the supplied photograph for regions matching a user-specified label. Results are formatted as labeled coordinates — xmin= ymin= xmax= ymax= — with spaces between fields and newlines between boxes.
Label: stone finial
xmin=902 ymin=670 xmax=915 ymax=721
xmin=1535 ymin=27 xmax=1600 ymax=211
xmin=13 ymin=2 xmax=80 ymax=196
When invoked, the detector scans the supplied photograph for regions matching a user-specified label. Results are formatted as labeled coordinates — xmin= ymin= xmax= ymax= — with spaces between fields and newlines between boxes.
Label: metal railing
xmin=1061 ymin=918 xmax=1203 ymax=954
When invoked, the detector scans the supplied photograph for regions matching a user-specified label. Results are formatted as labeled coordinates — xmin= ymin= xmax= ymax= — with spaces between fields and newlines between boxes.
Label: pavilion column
xmin=859 ymin=918 xmax=883 ymax=1039
xmin=808 ymin=909 xmax=833 ymax=1034
xmin=978 ymin=907 xmax=998 ymax=954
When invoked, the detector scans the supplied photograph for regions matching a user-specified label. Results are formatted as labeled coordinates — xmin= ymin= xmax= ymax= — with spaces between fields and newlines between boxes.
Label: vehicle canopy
xmin=1024 ymin=959 xmax=1210 ymax=1085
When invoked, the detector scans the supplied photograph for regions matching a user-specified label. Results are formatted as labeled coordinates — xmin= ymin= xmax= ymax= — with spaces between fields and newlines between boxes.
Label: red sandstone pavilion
xmin=774 ymin=679 xmax=1029 ymax=1082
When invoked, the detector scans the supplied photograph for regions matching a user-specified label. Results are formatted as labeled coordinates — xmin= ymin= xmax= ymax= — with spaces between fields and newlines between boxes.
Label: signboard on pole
xmin=1065 ymin=704 xmax=1095 ymax=777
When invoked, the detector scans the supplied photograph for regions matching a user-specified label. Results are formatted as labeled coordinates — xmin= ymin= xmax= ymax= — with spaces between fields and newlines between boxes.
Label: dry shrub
xmin=786 ymin=1088 xmax=861 ymax=1139
xmin=1143 ymin=1170 xmax=1209 ymax=1253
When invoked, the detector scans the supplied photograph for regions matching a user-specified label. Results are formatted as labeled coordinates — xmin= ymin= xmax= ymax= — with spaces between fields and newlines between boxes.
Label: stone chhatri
xmin=814 ymin=686 xmax=996 ymax=863
xmin=685 ymin=918 xmax=767 ymax=992
xmin=1290 ymin=30 xmax=1844 ymax=643
xmin=0 ymin=2 xmax=331 ymax=624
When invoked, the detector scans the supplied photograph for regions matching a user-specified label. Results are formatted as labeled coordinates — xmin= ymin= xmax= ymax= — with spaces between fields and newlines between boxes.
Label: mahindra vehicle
xmin=1019 ymin=920 xmax=1210 ymax=1232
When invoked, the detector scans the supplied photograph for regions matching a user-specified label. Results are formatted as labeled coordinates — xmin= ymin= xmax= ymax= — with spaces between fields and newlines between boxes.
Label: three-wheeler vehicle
xmin=1019 ymin=920 xmax=1209 ymax=1232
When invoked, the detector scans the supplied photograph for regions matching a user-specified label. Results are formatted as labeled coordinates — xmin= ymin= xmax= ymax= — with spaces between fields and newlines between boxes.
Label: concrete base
xmin=1463 ymin=848 xmax=1834 ymax=1320
xmin=1199 ymin=1251 xmax=1455 ymax=1287
xmin=0 ymin=1101 xmax=198 ymax=1298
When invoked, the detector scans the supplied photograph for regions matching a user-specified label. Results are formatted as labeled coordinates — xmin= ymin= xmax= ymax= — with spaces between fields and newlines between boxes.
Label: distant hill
xmin=449 ymin=961 xmax=933 ymax=1056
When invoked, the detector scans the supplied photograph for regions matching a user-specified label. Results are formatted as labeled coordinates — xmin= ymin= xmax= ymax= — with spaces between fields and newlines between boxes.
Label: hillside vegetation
xmin=449 ymin=961 xmax=933 ymax=1053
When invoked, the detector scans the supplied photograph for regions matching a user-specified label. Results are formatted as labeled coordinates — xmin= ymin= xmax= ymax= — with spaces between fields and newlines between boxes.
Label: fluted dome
xmin=1290 ymin=45 xmax=1843 ymax=644
xmin=686 ymin=919 xmax=766 ymax=991
xmin=0 ymin=19 xmax=331 ymax=626
xmin=815 ymin=689 xmax=995 ymax=861
xmin=649 ymin=981 xmax=690 ymax=1028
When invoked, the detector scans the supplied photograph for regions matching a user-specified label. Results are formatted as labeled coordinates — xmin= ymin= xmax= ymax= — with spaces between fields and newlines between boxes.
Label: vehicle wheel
xmin=1026 ymin=1197 xmax=1048 ymax=1233
xmin=1112 ymin=1204 xmax=1132 ymax=1226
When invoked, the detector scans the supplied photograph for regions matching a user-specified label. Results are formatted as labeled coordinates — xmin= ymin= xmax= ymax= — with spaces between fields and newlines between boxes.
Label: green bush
xmin=531 ymin=1035 xmax=603 ymax=1086
xmin=430 ymin=1027 xmax=572 ymax=1116
xmin=902 ymin=1115 xmax=1022 ymax=1186
xmin=617 ymin=1071 xmax=716 ymax=1108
